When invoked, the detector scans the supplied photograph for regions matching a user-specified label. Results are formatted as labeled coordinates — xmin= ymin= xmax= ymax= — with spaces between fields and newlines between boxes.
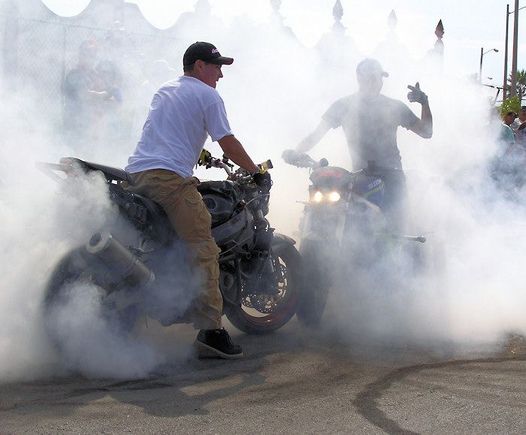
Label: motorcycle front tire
xmin=225 ymin=245 xmax=301 ymax=335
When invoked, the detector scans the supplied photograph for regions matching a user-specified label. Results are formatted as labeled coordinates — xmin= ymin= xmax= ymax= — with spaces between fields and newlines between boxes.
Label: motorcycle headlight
xmin=328 ymin=191 xmax=341 ymax=202
xmin=312 ymin=191 xmax=323 ymax=203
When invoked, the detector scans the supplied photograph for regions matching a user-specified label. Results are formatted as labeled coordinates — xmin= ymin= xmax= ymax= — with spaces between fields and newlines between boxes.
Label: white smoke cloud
xmin=315 ymin=69 xmax=526 ymax=349
xmin=0 ymin=89 xmax=190 ymax=381
xmin=46 ymin=282 xmax=162 ymax=379
xmin=1 ymin=0 xmax=525 ymax=382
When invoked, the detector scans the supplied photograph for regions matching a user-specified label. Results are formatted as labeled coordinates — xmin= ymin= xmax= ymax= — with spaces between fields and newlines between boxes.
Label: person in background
xmin=499 ymin=111 xmax=517 ymax=153
xmin=514 ymin=106 xmax=526 ymax=147
xmin=492 ymin=110 xmax=526 ymax=191
xmin=293 ymin=58 xmax=433 ymax=228
xmin=62 ymin=39 xmax=102 ymax=147
xmin=94 ymin=59 xmax=126 ymax=146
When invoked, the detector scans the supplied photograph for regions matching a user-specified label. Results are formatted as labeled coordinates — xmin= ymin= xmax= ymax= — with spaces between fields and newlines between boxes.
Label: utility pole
xmin=479 ymin=47 xmax=483 ymax=83
xmin=503 ymin=4 xmax=510 ymax=100
xmin=510 ymin=0 xmax=519 ymax=97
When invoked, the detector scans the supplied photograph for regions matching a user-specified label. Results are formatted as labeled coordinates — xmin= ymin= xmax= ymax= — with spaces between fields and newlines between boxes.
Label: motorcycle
xmin=40 ymin=152 xmax=301 ymax=352
xmin=282 ymin=149 xmax=426 ymax=326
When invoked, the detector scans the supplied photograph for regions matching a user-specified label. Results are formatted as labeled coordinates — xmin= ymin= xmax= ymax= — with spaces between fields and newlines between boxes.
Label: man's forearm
xmin=296 ymin=133 xmax=319 ymax=152
xmin=296 ymin=120 xmax=331 ymax=152
xmin=420 ymin=102 xmax=433 ymax=138
xmin=218 ymin=135 xmax=259 ymax=173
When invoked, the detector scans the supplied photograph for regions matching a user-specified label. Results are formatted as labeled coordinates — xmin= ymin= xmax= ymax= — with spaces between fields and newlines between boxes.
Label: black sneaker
xmin=195 ymin=328 xmax=244 ymax=359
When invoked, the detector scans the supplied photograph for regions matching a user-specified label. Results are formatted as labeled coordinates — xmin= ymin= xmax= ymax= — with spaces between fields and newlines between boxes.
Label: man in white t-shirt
xmin=126 ymin=42 xmax=269 ymax=359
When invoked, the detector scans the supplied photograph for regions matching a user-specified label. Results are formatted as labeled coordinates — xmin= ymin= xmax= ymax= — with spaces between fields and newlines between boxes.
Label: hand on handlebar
xmin=282 ymin=149 xmax=326 ymax=168
xmin=282 ymin=149 xmax=302 ymax=165
xmin=198 ymin=150 xmax=272 ymax=190
xmin=198 ymin=148 xmax=212 ymax=166
xmin=252 ymin=171 xmax=272 ymax=192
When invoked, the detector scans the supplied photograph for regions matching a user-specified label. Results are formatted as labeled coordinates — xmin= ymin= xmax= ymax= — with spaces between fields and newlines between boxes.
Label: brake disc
xmin=241 ymin=260 xmax=288 ymax=313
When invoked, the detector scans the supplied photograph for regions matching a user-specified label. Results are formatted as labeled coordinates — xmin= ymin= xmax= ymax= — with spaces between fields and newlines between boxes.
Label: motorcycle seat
xmin=129 ymin=194 xmax=173 ymax=242
xmin=63 ymin=157 xmax=130 ymax=183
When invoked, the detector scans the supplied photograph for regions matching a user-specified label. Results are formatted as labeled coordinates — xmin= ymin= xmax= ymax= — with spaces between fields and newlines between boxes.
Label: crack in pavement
xmin=353 ymin=355 xmax=526 ymax=435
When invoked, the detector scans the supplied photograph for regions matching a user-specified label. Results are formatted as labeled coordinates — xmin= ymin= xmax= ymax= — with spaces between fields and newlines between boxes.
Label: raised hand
xmin=407 ymin=82 xmax=428 ymax=105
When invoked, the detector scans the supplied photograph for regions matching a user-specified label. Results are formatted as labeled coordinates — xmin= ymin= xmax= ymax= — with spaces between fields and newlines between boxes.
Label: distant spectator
xmin=492 ymin=110 xmax=526 ymax=191
xmin=63 ymin=40 xmax=98 ymax=135
xmin=63 ymin=39 xmax=128 ymax=149
xmin=96 ymin=59 xmax=123 ymax=103
xmin=515 ymin=106 xmax=526 ymax=147
xmin=95 ymin=59 xmax=127 ymax=146
xmin=498 ymin=111 xmax=516 ymax=154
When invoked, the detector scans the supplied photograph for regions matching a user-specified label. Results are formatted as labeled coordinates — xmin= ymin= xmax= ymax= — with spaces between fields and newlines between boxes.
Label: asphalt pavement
xmin=1 ymin=320 xmax=525 ymax=434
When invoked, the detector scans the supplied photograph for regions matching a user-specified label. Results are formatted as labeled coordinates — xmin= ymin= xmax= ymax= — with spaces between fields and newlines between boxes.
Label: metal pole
xmin=61 ymin=25 xmax=67 ymax=128
xmin=510 ymin=0 xmax=519 ymax=97
xmin=479 ymin=47 xmax=483 ymax=83
xmin=503 ymin=4 xmax=510 ymax=100
xmin=495 ymin=87 xmax=502 ymax=105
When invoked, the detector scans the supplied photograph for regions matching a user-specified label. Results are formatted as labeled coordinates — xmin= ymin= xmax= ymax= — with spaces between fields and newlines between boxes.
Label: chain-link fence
xmin=1 ymin=7 xmax=182 ymax=151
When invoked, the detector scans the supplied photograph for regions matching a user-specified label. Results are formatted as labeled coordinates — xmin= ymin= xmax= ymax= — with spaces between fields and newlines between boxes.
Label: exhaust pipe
xmin=86 ymin=232 xmax=155 ymax=287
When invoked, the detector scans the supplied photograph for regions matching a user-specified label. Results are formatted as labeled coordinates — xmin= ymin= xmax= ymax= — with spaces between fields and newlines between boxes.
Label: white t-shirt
xmin=126 ymin=76 xmax=232 ymax=177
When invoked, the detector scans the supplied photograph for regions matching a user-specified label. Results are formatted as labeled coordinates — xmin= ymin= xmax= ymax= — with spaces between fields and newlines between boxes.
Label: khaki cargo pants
xmin=125 ymin=169 xmax=222 ymax=330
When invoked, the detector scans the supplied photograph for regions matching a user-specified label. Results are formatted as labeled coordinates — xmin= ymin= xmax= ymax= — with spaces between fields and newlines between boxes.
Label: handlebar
xmin=197 ymin=149 xmax=272 ymax=184
xmin=282 ymin=150 xmax=405 ymax=179
xmin=200 ymin=154 xmax=234 ymax=175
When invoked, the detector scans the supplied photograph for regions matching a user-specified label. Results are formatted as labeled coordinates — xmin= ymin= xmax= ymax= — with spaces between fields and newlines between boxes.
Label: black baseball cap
xmin=183 ymin=42 xmax=234 ymax=67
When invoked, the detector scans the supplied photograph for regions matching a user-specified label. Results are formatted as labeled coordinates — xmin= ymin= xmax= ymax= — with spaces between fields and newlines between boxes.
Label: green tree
xmin=508 ymin=69 xmax=526 ymax=103
xmin=500 ymin=95 xmax=521 ymax=116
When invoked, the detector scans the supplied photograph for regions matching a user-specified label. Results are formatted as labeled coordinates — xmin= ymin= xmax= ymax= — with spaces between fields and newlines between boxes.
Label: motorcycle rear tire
xmin=225 ymin=245 xmax=300 ymax=335
xmin=43 ymin=247 xmax=138 ymax=354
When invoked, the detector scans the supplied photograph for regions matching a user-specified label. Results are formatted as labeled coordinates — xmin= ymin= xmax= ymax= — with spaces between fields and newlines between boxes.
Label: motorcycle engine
xmin=198 ymin=181 xmax=241 ymax=227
